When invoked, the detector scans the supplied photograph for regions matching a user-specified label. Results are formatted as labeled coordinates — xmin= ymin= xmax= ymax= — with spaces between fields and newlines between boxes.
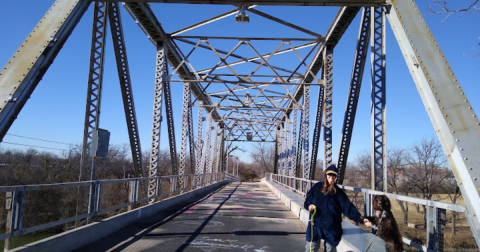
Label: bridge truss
xmin=0 ymin=0 xmax=479 ymax=244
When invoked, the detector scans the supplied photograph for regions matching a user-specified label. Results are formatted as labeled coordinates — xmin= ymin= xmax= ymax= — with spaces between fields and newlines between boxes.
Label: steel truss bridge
xmin=0 ymin=0 xmax=479 ymax=251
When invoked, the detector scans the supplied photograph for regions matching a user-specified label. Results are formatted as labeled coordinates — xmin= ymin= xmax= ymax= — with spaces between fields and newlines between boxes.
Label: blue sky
xmin=0 ymin=1 xmax=478 ymax=165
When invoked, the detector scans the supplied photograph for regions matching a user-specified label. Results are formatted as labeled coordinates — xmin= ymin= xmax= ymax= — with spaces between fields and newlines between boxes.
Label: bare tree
xmin=386 ymin=147 xmax=410 ymax=225
xmin=404 ymin=137 xmax=449 ymax=227
xmin=428 ymin=0 xmax=479 ymax=19
xmin=428 ymin=0 xmax=480 ymax=58
xmin=250 ymin=143 xmax=275 ymax=177
xmin=343 ymin=151 xmax=371 ymax=211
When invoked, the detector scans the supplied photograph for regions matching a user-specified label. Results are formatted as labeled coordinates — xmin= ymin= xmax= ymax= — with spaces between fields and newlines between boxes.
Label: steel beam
xmin=291 ymin=105 xmax=298 ymax=177
xmin=337 ymin=7 xmax=370 ymax=184
xmin=370 ymin=7 xmax=386 ymax=192
xmin=195 ymin=101 xmax=204 ymax=186
xmin=188 ymin=100 xmax=196 ymax=176
xmin=387 ymin=0 xmax=480 ymax=239
xmin=322 ymin=48 xmax=333 ymax=173
xmin=212 ymin=122 xmax=220 ymax=173
xmin=123 ymin=3 xmax=223 ymax=125
xmin=164 ymin=70 xmax=179 ymax=175
xmin=203 ymin=112 xmax=213 ymax=176
xmin=179 ymin=82 xmax=190 ymax=188
xmin=302 ymin=87 xmax=311 ymax=180
xmin=281 ymin=6 xmax=360 ymax=122
xmin=148 ymin=44 xmax=167 ymax=201
xmin=287 ymin=116 xmax=294 ymax=177
xmin=219 ymin=128 xmax=225 ymax=172
xmin=274 ymin=128 xmax=279 ymax=174
xmin=0 ymin=0 xmax=91 ymax=141
xmin=110 ymin=0 xmax=386 ymax=7
xmin=108 ymin=2 xmax=146 ymax=181
xmin=310 ymin=84 xmax=324 ymax=176
xmin=76 ymin=1 xmax=108 ymax=225
xmin=295 ymin=110 xmax=303 ymax=178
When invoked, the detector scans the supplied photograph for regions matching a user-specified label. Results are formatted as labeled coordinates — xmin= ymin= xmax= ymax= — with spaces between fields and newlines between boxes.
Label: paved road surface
xmin=74 ymin=182 xmax=308 ymax=252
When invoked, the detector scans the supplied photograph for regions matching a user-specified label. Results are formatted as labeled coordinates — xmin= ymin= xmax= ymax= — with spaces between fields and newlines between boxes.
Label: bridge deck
xmin=74 ymin=182 xmax=307 ymax=252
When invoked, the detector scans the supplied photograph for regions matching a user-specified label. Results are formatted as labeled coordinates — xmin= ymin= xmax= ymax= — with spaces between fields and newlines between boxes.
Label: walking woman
xmin=304 ymin=164 xmax=371 ymax=252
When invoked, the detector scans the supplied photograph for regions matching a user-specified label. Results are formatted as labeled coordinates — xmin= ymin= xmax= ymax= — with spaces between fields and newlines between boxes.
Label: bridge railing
xmin=0 ymin=172 xmax=225 ymax=244
xmin=271 ymin=174 xmax=480 ymax=251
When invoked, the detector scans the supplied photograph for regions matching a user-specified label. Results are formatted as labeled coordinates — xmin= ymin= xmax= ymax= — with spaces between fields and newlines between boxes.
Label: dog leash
xmin=365 ymin=211 xmax=386 ymax=252
xmin=310 ymin=206 xmax=317 ymax=252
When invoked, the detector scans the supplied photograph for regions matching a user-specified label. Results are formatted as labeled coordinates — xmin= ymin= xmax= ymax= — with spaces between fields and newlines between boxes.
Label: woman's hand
xmin=363 ymin=218 xmax=372 ymax=227
xmin=308 ymin=204 xmax=316 ymax=212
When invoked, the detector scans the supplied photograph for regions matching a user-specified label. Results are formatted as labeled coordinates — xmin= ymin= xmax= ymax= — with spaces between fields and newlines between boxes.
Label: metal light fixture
xmin=235 ymin=5 xmax=249 ymax=23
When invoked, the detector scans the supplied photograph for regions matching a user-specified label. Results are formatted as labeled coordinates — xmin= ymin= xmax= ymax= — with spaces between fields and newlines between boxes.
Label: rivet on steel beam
xmin=464 ymin=158 xmax=468 ymax=160
xmin=452 ymin=130 xmax=455 ymax=133
xmin=469 ymin=167 xmax=473 ymax=170
xmin=456 ymin=139 xmax=459 ymax=142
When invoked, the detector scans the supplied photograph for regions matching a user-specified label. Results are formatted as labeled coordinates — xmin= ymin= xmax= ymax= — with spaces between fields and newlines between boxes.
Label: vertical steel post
xmin=370 ymin=7 xmax=387 ymax=191
xmin=311 ymin=84 xmax=325 ymax=177
xmin=291 ymin=105 xmax=298 ymax=177
xmin=195 ymin=101 xmax=204 ymax=186
xmin=219 ymin=128 xmax=225 ymax=173
xmin=323 ymin=47 xmax=333 ymax=172
xmin=76 ymin=2 xmax=108 ymax=226
xmin=211 ymin=122 xmax=219 ymax=173
xmin=179 ymin=82 xmax=191 ymax=189
xmin=437 ymin=208 xmax=446 ymax=252
xmin=296 ymin=111 xmax=304 ymax=179
xmin=279 ymin=124 xmax=285 ymax=176
xmin=203 ymin=113 xmax=213 ymax=182
xmin=288 ymin=116 xmax=294 ymax=178
xmin=148 ymin=43 xmax=167 ymax=202
xmin=163 ymin=62 xmax=178 ymax=175
xmin=302 ymin=87 xmax=311 ymax=180
xmin=273 ymin=126 xmax=281 ymax=174
xmin=188 ymin=100 xmax=196 ymax=177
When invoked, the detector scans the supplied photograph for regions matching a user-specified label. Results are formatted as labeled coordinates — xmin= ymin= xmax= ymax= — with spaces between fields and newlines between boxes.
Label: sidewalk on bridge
xmin=73 ymin=182 xmax=309 ymax=252
xmin=261 ymin=175 xmax=386 ymax=252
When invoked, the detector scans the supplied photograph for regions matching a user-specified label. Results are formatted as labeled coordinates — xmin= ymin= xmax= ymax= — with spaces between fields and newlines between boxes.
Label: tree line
xmin=0 ymin=137 xmax=460 ymax=235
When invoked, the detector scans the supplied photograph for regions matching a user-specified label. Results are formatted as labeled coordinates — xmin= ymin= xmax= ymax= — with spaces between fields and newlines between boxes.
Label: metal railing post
xmin=4 ymin=190 xmax=24 ymax=251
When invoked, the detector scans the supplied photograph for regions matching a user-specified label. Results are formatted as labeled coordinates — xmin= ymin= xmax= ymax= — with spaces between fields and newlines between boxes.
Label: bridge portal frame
xmin=0 ymin=0 xmax=479 ymax=244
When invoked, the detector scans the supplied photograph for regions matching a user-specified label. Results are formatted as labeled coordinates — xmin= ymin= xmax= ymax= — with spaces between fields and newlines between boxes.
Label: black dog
xmin=364 ymin=195 xmax=403 ymax=252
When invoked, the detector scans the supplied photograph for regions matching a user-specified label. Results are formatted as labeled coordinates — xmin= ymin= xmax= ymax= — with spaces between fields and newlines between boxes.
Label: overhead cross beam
xmin=123 ymin=2 xmax=224 ymax=125
xmin=107 ymin=0 xmax=387 ymax=7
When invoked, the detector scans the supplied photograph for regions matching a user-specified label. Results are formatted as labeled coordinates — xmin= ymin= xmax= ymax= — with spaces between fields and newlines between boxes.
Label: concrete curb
xmin=11 ymin=181 xmax=230 ymax=252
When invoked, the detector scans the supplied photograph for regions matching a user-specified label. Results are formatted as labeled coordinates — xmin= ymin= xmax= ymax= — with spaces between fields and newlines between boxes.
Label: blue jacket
xmin=304 ymin=181 xmax=363 ymax=245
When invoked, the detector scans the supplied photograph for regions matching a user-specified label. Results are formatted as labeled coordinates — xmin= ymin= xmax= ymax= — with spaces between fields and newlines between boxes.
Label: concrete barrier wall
xmin=11 ymin=181 xmax=229 ymax=252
